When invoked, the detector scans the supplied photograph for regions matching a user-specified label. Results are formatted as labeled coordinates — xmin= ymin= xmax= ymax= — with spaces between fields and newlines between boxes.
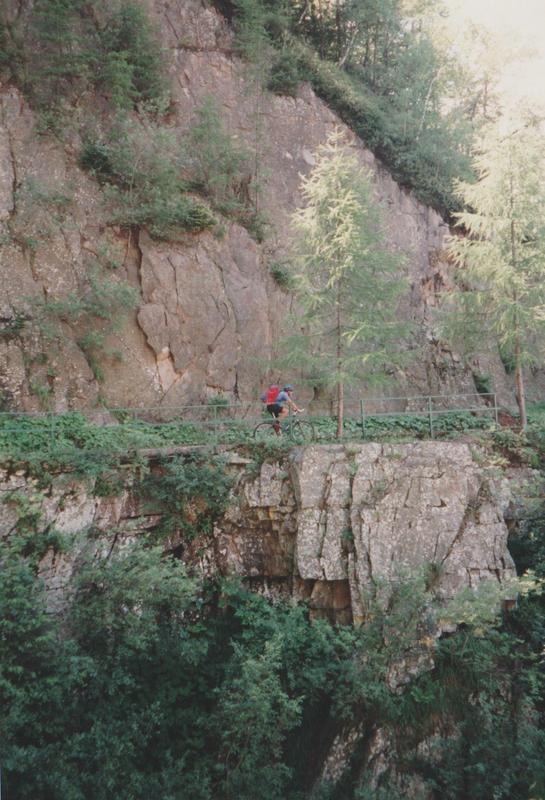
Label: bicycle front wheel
xmin=286 ymin=419 xmax=315 ymax=444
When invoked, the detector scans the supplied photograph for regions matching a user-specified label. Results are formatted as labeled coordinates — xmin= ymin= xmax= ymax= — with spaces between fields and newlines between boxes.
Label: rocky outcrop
xmin=216 ymin=442 xmax=516 ymax=622
xmin=0 ymin=442 xmax=516 ymax=619
xmin=0 ymin=0 xmax=523 ymax=412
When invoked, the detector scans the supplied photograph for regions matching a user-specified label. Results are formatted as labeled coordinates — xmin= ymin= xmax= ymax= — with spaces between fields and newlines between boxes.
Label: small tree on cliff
xmin=284 ymin=130 xmax=407 ymax=438
xmin=447 ymin=116 xmax=545 ymax=429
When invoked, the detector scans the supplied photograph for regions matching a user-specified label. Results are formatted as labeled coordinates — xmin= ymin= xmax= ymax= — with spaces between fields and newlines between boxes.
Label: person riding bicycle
xmin=266 ymin=384 xmax=303 ymax=427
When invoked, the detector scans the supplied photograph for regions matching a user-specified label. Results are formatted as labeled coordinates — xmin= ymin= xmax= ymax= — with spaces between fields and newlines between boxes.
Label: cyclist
xmin=267 ymin=384 xmax=303 ymax=432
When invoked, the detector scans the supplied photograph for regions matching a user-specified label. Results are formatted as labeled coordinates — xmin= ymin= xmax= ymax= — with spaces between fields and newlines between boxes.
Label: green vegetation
xmin=4 ymin=4 xmax=260 ymax=241
xmin=0 ymin=412 xmax=209 ymax=472
xmin=267 ymin=50 xmax=303 ymax=97
xmin=2 ymin=2 xmax=545 ymax=796
xmin=2 ymin=0 xmax=498 ymax=244
xmin=78 ymin=99 xmax=269 ymax=238
xmin=2 ymin=410 xmax=545 ymax=798
xmin=269 ymin=259 xmax=293 ymax=289
xmin=98 ymin=1 xmax=166 ymax=109
xmin=187 ymin=98 xmax=251 ymax=212
xmin=0 ymin=407 xmax=500 ymax=472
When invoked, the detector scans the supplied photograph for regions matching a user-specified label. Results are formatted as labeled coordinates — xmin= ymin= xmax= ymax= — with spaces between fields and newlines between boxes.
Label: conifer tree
xmin=284 ymin=130 xmax=407 ymax=438
xmin=447 ymin=116 xmax=545 ymax=429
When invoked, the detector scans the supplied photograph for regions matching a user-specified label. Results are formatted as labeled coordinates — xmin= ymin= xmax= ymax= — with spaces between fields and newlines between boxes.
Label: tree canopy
xmin=447 ymin=115 xmax=545 ymax=427
xmin=282 ymin=130 xmax=407 ymax=436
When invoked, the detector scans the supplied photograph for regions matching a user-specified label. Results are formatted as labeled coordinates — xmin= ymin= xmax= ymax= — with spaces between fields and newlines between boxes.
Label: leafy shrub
xmin=136 ymin=453 xmax=234 ymax=541
xmin=81 ymin=102 xmax=269 ymax=239
xmin=108 ymin=189 xmax=217 ymax=237
xmin=267 ymin=51 xmax=303 ymax=97
xmin=492 ymin=427 xmax=539 ymax=467
xmin=224 ymin=0 xmax=473 ymax=219
xmin=187 ymin=98 xmax=252 ymax=210
xmin=309 ymin=410 xmax=492 ymax=442
xmin=1 ymin=475 xmax=544 ymax=800
xmin=24 ymin=0 xmax=167 ymax=114
xmin=269 ymin=260 xmax=293 ymax=289
xmin=79 ymin=139 xmax=114 ymax=178
xmin=243 ymin=208 xmax=268 ymax=241
xmin=472 ymin=370 xmax=492 ymax=396
xmin=98 ymin=1 xmax=167 ymax=108
xmin=0 ymin=411 xmax=238 ymax=470
xmin=81 ymin=117 xmax=216 ymax=238
xmin=499 ymin=343 xmax=516 ymax=375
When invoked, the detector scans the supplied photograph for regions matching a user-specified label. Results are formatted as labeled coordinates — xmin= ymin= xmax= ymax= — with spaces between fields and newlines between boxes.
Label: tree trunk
xmin=338 ymin=26 xmax=358 ymax=69
xmin=514 ymin=338 xmax=527 ymax=430
xmin=337 ymin=376 xmax=344 ymax=439
xmin=335 ymin=0 xmax=342 ymax=62
xmin=510 ymin=182 xmax=526 ymax=429
xmin=336 ymin=285 xmax=343 ymax=439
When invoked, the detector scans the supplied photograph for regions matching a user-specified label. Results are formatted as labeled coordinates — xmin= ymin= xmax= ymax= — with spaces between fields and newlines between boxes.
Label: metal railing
xmin=360 ymin=392 xmax=498 ymax=439
xmin=0 ymin=393 xmax=499 ymax=461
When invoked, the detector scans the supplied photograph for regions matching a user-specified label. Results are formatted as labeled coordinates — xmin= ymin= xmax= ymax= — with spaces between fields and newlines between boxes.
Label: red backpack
xmin=263 ymin=384 xmax=280 ymax=404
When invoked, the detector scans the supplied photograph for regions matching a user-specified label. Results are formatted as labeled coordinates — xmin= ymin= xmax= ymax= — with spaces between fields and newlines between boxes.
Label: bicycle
xmin=252 ymin=411 xmax=316 ymax=443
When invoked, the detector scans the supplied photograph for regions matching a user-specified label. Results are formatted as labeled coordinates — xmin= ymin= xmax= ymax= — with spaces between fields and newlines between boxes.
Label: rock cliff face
xmin=0 ymin=0 xmax=528 ymax=410
xmin=0 ymin=442 xmax=516 ymax=619
xmin=1 ymin=0 xmax=520 ymax=412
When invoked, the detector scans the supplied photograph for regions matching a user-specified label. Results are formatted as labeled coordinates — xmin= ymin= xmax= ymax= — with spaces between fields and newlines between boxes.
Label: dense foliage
xmin=136 ymin=453 xmax=235 ymax=541
xmin=0 ymin=2 xmax=260 ymax=240
xmin=1 ymin=2 xmax=545 ymax=793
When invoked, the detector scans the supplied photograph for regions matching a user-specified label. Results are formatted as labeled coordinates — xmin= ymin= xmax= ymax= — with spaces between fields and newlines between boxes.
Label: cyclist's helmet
xmin=283 ymin=384 xmax=294 ymax=391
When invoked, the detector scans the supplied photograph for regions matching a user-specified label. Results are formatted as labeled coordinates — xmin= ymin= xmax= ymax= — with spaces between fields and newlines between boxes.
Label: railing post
xmin=428 ymin=396 xmax=434 ymax=439
xmin=213 ymin=403 xmax=218 ymax=445
xmin=50 ymin=412 xmax=55 ymax=456
xmin=360 ymin=399 xmax=365 ymax=440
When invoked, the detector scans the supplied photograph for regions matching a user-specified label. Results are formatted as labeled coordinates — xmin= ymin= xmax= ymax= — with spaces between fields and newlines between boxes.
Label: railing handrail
xmin=0 ymin=393 xmax=498 ymax=419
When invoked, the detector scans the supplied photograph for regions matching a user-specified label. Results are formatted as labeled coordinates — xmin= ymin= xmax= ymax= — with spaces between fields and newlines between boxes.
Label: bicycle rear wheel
xmin=253 ymin=421 xmax=280 ymax=440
